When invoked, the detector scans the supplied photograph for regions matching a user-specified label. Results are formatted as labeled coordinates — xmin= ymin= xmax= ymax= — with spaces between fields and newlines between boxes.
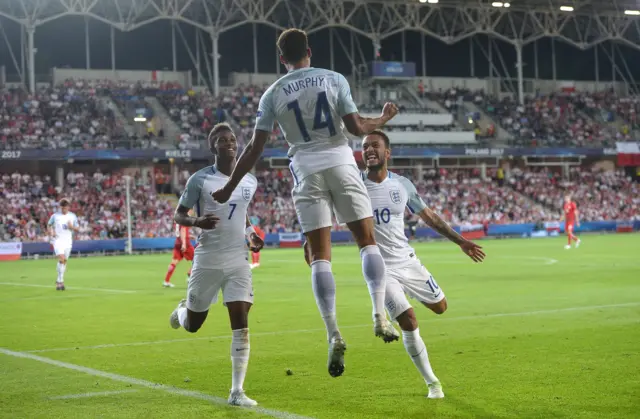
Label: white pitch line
xmin=0 ymin=294 xmax=95 ymax=302
xmin=49 ymin=389 xmax=139 ymax=400
xmin=0 ymin=282 xmax=136 ymax=294
xmin=25 ymin=302 xmax=640 ymax=354
xmin=0 ymin=348 xmax=314 ymax=419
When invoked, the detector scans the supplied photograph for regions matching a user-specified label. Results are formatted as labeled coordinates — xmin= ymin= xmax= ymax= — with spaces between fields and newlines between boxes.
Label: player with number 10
xmin=212 ymin=28 xmax=400 ymax=378
xmin=311 ymin=130 xmax=485 ymax=399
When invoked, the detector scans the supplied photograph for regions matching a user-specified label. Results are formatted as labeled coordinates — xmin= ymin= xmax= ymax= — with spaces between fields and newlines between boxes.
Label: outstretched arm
xmin=418 ymin=208 xmax=485 ymax=263
xmin=212 ymin=130 xmax=269 ymax=203
xmin=342 ymin=104 xmax=398 ymax=137
xmin=418 ymin=207 xmax=465 ymax=246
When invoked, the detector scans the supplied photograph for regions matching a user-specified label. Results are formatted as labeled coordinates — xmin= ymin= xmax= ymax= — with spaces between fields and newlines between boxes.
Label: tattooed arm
xmin=417 ymin=207 xmax=466 ymax=246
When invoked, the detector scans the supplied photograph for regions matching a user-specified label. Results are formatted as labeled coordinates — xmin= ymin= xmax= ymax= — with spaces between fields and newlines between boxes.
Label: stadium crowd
xmin=0 ymin=170 xmax=174 ymax=243
xmin=508 ymin=167 xmax=639 ymax=221
xmin=0 ymin=164 xmax=637 ymax=242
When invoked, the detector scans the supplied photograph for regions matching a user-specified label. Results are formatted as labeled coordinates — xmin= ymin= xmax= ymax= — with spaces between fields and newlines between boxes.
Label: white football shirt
xmin=178 ymin=165 xmax=257 ymax=269
xmin=48 ymin=212 xmax=78 ymax=245
xmin=255 ymin=67 xmax=359 ymax=182
xmin=363 ymin=171 xmax=428 ymax=267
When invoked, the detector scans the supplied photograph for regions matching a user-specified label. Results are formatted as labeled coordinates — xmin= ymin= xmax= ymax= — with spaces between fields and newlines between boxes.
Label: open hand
xmin=248 ymin=233 xmax=264 ymax=253
xmin=460 ymin=240 xmax=485 ymax=263
xmin=194 ymin=214 xmax=220 ymax=230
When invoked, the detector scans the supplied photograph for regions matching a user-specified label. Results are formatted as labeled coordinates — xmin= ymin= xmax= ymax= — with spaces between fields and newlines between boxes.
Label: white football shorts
xmin=291 ymin=164 xmax=373 ymax=233
xmin=53 ymin=241 xmax=72 ymax=259
xmin=186 ymin=264 xmax=253 ymax=312
xmin=385 ymin=258 xmax=446 ymax=320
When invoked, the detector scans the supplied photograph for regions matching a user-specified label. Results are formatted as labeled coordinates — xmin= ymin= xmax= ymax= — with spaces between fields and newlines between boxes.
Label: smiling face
xmin=210 ymin=128 xmax=238 ymax=162
xmin=362 ymin=132 xmax=391 ymax=171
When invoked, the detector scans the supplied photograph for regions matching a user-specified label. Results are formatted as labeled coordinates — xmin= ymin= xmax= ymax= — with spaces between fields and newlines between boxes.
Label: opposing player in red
xmin=249 ymin=223 xmax=266 ymax=269
xmin=164 ymin=211 xmax=195 ymax=287
xmin=563 ymin=195 xmax=581 ymax=249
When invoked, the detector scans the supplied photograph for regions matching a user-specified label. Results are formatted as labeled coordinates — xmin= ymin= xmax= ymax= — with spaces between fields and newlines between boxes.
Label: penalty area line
xmin=25 ymin=302 xmax=640 ymax=354
xmin=0 ymin=348 xmax=314 ymax=419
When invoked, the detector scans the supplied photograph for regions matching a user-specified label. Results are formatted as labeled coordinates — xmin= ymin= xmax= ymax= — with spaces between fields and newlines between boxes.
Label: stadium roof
xmin=0 ymin=0 xmax=638 ymax=50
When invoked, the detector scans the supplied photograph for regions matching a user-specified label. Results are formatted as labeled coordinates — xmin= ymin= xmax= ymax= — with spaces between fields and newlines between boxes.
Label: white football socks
xmin=230 ymin=328 xmax=250 ymax=392
xmin=402 ymin=328 xmax=439 ymax=384
xmin=310 ymin=260 xmax=340 ymax=340
xmin=56 ymin=262 xmax=66 ymax=283
xmin=360 ymin=245 xmax=387 ymax=320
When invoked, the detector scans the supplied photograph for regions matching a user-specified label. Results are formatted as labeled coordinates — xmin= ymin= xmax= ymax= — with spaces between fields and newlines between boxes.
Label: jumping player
xmin=47 ymin=198 xmax=79 ymax=291
xmin=304 ymin=130 xmax=485 ymax=398
xmin=249 ymin=223 xmax=266 ymax=269
xmin=169 ymin=123 xmax=264 ymax=407
xmin=563 ymin=195 xmax=581 ymax=249
xmin=164 ymin=213 xmax=195 ymax=288
xmin=213 ymin=28 xmax=399 ymax=378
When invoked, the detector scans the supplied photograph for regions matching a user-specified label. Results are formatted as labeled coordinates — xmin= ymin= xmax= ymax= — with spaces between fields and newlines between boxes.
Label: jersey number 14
xmin=287 ymin=92 xmax=336 ymax=142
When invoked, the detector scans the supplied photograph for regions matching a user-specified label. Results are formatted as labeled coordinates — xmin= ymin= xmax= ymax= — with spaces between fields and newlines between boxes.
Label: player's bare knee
xmin=184 ymin=310 xmax=208 ymax=333
xmin=227 ymin=302 xmax=251 ymax=330
xmin=425 ymin=299 xmax=447 ymax=315
xmin=396 ymin=308 xmax=418 ymax=331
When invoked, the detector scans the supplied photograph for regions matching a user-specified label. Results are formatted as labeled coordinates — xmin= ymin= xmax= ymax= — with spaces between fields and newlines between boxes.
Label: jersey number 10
xmin=287 ymin=92 xmax=336 ymax=142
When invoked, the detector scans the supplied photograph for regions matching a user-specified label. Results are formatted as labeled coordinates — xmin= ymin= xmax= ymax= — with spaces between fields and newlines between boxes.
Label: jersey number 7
xmin=287 ymin=92 xmax=337 ymax=142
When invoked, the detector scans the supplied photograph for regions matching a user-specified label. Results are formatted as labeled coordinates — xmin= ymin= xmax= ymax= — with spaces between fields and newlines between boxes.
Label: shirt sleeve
xmin=254 ymin=89 xmax=276 ymax=132
xmin=336 ymin=74 xmax=358 ymax=117
xmin=72 ymin=214 xmax=79 ymax=227
xmin=48 ymin=214 xmax=55 ymax=226
xmin=398 ymin=176 xmax=427 ymax=214
xmin=178 ymin=171 xmax=205 ymax=210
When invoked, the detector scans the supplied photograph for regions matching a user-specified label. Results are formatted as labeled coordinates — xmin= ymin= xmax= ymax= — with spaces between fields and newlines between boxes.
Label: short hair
xmin=368 ymin=129 xmax=391 ymax=148
xmin=277 ymin=29 xmax=309 ymax=64
xmin=59 ymin=198 xmax=70 ymax=206
xmin=208 ymin=122 xmax=233 ymax=145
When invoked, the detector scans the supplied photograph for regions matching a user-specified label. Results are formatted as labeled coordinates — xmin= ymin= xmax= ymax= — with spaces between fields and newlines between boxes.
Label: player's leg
xmin=565 ymin=223 xmax=575 ymax=249
xmin=54 ymin=244 xmax=68 ymax=290
xmin=222 ymin=265 xmax=257 ymax=407
xmin=292 ymin=173 xmax=345 ymax=377
xmin=164 ymin=246 xmax=183 ymax=287
xmin=327 ymin=164 xmax=397 ymax=342
xmin=169 ymin=267 xmax=220 ymax=332
xmin=386 ymin=266 xmax=444 ymax=399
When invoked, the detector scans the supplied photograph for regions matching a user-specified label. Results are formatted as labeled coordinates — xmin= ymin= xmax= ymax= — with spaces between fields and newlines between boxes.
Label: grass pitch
xmin=1 ymin=234 xmax=639 ymax=419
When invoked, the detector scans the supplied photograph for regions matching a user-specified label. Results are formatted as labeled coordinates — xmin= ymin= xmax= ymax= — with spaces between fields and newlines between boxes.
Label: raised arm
xmin=213 ymin=130 xmax=270 ymax=204
xmin=213 ymin=91 xmax=275 ymax=204
xmin=335 ymin=73 xmax=398 ymax=136
xmin=342 ymin=105 xmax=398 ymax=137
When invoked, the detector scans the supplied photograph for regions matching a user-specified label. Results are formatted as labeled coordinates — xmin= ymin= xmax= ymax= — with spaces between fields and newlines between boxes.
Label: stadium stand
xmin=0 ymin=170 xmax=174 ymax=242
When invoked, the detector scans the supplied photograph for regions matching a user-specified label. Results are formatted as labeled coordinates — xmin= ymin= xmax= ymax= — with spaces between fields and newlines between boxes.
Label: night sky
xmin=1 ymin=15 xmax=639 ymax=85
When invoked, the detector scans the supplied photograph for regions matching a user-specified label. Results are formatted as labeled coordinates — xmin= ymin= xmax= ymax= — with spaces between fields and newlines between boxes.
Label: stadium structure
xmin=0 ymin=0 xmax=638 ymax=257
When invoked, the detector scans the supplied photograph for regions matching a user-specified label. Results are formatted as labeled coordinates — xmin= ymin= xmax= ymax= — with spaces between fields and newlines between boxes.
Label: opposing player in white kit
xmin=213 ymin=28 xmax=399 ymax=378
xmin=305 ymin=130 xmax=486 ymax=398
xmin=47 ymin=198 xmax=79 ymax=291
xmin=169 ymin=123 xmax=265 ymax=407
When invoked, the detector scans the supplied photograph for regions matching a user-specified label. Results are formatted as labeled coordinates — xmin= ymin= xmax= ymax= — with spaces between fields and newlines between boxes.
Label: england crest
xmin=389 ymin=189 xmax=402 ymax=204
xmin=242 ymin=187 xmax=252 ymax=201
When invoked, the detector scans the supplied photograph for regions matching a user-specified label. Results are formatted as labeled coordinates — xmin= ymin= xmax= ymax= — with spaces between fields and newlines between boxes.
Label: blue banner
xmin=18 ymin=221 xmax=639 ymax=256
xmin=370 ymin=61 xmax=416 ymax=77
xmin=1 ymin=146 xmax=618 ymax=161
